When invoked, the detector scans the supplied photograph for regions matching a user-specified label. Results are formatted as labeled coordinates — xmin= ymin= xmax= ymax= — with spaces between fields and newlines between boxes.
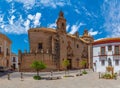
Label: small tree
xmin=80 ymin=60 xmax=87 ymax=71
xmin=62 ymin=59 xmax=70 ymax=76
xmin=31 ymin=60 xmax=46 ymax=76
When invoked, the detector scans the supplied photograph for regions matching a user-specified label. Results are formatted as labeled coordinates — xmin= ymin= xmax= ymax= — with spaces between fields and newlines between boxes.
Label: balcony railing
xmin=98 ymin=52 xmax=107 ymax=60
xmin=113 ymin=52 xmax=120 ymax=60
xmin=98 ymin=52 xmax=107 ymax=56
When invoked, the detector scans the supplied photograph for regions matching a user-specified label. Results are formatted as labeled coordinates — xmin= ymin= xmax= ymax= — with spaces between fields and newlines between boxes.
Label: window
xmin=13 ymin=57 xmax=16 ymax=62
xmin=101 ymin=47 xmax=105 ymax=55
xmin=77 ymin=44 xmax=79 ymax=48
xmin=61 ymin=23 xmax=64 ymax=27
xmin=108 ymin=45 xmax=112 ymax=51
xmin=6 ymin=48 xmax=9 ymax=55
xmin=101 ymin=60 xmax=105 ymax=66
xmin=115 ymin=60 xmax=119 ymax=66
xmin=115 ymin=46 xmax=119 ymax=55
xmin=0 ymin=47 xmax=1 ymax=53
xmin=38 ymin=43 xmax=42 ymax=50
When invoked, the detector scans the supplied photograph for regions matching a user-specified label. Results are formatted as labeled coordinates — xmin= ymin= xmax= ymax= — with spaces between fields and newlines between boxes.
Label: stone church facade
xmin=18 ymin=11 xmax=94 ymax=72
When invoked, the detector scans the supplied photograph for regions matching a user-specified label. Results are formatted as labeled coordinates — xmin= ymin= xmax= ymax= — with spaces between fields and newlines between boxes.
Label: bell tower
xmin=56 ymin=11 xmax=66 ymax=33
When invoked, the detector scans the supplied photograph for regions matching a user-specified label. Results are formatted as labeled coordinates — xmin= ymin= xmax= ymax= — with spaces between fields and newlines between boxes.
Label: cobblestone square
xmin=0 ymin=70 xmax=120 ymax=88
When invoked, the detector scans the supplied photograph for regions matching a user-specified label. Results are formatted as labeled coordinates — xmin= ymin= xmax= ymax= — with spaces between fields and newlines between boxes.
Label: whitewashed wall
xmin=93 ymin=42 xmax=120 ymax=73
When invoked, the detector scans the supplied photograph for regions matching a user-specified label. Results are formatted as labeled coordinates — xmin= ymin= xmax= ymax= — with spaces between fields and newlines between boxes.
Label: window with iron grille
xmin=108 ymin=45 xmax=112 ymax=51
xmin=115 ymin=46 xmax=119 ymax=55
xmin=101 ymin=47 xmax=105 ymax=55
xmin=115 ymin=60 xmax=119 ymax=66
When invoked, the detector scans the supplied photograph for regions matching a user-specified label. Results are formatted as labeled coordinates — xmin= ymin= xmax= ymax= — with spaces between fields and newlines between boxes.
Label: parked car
xmin=0 ymin=66 xmax=7 ymax=72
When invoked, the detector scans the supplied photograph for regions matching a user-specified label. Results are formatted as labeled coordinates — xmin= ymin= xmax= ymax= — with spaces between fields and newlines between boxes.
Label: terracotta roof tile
xmin=93 ymin=38 xmax=120 ymax=45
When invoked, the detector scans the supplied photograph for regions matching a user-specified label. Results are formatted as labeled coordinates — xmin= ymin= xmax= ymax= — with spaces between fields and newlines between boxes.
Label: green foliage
xmin=31 ymin=60 xmax=46 ymax=71
xmin=102 ymin=73 xmax=112 ymax=79
xmin=33 ymin=75 xmax=41 ymax=80
xmin=62 ymin=59 xmax=70 ymax=69
xmin=80 ymin=60 xmax=87 ymax=68
xmin=101 ymin=73 xmax=117 ymax=79
xmin=31 ymin=60 xmax=46 ymax=76
xmin=82 ymin=70 xmax=87 ymax=74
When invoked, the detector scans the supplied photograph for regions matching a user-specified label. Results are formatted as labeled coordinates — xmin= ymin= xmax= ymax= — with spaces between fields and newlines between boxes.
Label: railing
xmin=98 ymin=52 xmax=107 ymax=60
xmin=113 ymin=52 xmax=120 ymax=60
xmin=98 ymin=52 xmax=107 ymax=56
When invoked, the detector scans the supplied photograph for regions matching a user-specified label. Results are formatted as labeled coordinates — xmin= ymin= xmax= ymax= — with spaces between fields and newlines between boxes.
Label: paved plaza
xmin=0 ymin=70 xmax=120 ymax=88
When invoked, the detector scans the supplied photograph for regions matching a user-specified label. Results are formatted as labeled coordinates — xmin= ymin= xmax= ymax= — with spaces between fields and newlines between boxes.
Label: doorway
xmin=67 ymin=59 xmax=72 ymax=70
xmin=13 ymin=64 xmax=16 ymax=70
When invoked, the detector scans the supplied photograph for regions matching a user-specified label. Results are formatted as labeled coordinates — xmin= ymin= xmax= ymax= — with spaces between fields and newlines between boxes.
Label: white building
xmin=11 ymin=53 xmax=18 ymax=71
xmin=93 ymin=38 xmax=120 ymax=73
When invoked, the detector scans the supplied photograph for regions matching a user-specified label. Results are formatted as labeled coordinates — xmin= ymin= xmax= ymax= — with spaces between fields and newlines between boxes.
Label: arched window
xmin=108 ymin=58 xmax=112 ymax=66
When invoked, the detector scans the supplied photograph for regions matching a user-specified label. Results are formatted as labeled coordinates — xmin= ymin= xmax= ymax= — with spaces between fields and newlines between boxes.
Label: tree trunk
xmin=37 ymin=70 xmax=39 ymax=76
xmin=65 ymin=69 xmax=66 ymax=76
xmin=79 ymin=68 xmax=81 ymax=74
xmin=84 ymin=65 xmax=86 ymax=71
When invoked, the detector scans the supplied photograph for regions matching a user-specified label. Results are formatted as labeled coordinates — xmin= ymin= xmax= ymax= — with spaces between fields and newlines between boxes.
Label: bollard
xmin=99 ymin=72 xmax=101 ymax=79
xmin=21 ymin=72 xmax=24 ymax=81
xmin=51 ymin=71 xmax=53 ymax=77
xmin=8 ymin=73 xmax=10 ymax=80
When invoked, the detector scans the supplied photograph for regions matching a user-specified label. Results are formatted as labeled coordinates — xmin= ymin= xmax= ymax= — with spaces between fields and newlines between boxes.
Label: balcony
xmin=98 ymin=52 xmax=107 ymax=60
xmin=113 ymin=52 xmax=120 ymax=60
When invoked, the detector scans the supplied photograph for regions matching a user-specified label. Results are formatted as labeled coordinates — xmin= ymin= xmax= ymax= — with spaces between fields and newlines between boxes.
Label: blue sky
xmin=0 ymin=0 xmax=120 ymax=54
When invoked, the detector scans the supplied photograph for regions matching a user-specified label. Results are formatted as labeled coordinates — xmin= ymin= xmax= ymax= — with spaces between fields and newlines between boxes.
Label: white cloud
xmin=48 ymin=23 xmax=70 ymax=32
xmin=6 ymin=0 xmax=71 ymax=9
xmin=9 ymin=3 xmax=16 ymax=15
xmin=3 ymin=15 xmax=27 ymax=34
xmin=15 ymin=0 xmax=35 ymax=9
xmin=82 ymin=6 xmax=92 ymax=17
xmin=24 ymin=38 xmax=28 ymax=43
xmin=27 ymin=12 xmax=42 ymax=28
xmin=28 ymin=14 xmax=34 ymax=20
xmin=1 ymin=24 xmax=4 ymax=29
xmin=69 ymin=22 xmax=85 ymax=34
xmin=75 ymin=9 xmax=80 ymax=14
xmin=0 ymin=15 xmax=4 ymax=22
xmin=89 ymin=28 xmax=101 ymax=36
xmin=95 ymin=38 xmax=104 ymax=41
xmin=34 ymin=13 xmax=41 ymax=27
xmin=66 ymin=24 xmax=70 ymax=31
xmin=48 ymin=23 xmax=56 ymax=29
xmin=24 ymin=19 xmax=30 ymax=30
xmin=102 ymin=0 xmax=120 ymax=37
xmin=8 ymin=15 xmax=16 ymax=25
xmin=0 ymin=12 xmax=42 ymax=34
xmin=39 ymin=0 xmax=70 ymax=8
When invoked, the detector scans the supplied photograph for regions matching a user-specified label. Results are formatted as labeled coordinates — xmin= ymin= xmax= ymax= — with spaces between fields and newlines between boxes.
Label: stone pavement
xmin=0 ymin=70 xmax=120 ymax=88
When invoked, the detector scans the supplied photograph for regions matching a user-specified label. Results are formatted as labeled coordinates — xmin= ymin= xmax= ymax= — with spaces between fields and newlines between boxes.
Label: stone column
xmin=88 ymin=44 xmax=91 ymax=69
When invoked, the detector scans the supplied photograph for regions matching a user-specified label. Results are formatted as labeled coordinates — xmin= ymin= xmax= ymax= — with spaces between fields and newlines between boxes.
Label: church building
xmin=18 ymin=11 xmax=94 ymax=72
